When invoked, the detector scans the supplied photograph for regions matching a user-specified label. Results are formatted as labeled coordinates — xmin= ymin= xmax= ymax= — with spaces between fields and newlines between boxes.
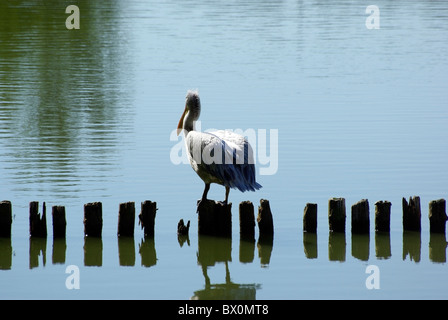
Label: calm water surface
xmin=0 ymin=0 xmax=447 ymax=299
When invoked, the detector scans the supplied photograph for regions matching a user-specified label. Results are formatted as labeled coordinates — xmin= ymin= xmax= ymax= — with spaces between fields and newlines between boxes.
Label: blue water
xmin=0 ymin=0 xmax=447 ymax=299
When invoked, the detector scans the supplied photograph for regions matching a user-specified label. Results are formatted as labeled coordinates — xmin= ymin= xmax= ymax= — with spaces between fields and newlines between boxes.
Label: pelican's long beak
xmin=177 ymin=108 xmax=187 ymax=136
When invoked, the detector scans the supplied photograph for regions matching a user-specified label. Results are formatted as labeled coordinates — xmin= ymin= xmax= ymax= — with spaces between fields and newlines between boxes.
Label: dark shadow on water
xmin=193 ymin=235 xmax=261 ymax=300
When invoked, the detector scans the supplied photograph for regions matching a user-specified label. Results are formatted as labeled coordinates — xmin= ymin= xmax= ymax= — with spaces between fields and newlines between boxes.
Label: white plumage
xmin=177 ymin=90 xmax=262 ymax=204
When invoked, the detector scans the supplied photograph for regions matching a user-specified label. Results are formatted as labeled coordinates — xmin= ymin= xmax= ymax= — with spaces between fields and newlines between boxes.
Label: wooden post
xmin=303 ymin=203 xmax=317 ymax=233
xmin=52 ymin=206 xmax=66 ymax=238
xmin=0 ymin=201 xmax=12 ymax=238
xmin=239 ymin=201 xmax=255 ymax=240
xmin=328 ymin=198 xmax=345 ymax=232
xmin=351 ymin=199 xmax=369 ymax=234
xmin=118 ymin=202 xmax=135 ymax=237
xmin=403 ymin=196 xmax=421 ymax=232
xmin=375 ymin=201 xmax=391 ymax=232
xmin=429 ymin=199 xmax=447 ymax=234
xmin=139 ymin=200 xmax=157 ymax=237
xmin=30 ymin=201 xmax=47 ymax=237
xmin=198 ymin=200 xmax=232 ymax=237
xmin=257 ymin=199 xmax=274 ymax=238
xmin=84 ymin=202 xmax=102 ymax=237
xmin=177 ymin=219 xmax=190 ymax=236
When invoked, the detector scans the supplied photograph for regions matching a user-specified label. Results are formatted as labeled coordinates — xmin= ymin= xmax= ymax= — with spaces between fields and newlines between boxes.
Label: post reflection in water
xmin=52 ymin=238 xmax=66 ymax=265
xmin=193 ymin=235 xmax=261 ymax=300
xmin=303 ymin=232 xmax=318 ymax=259
xmin=351 ymin=233 xmax=369 ymax=261
xmin=84 ymin=236 xmax=102 ymax=267
xmin=0 ymin=238 xmax=12 ymax=270
xmin=328 ymin=232 xmax=346 ymax=262
xmin=257 ymin=235 xmax=274 ymax=267
xmin=429 ymin=233 xmax=447 ymax=264
xmin=138 ymin=236 xmax=157 ymax=268
xmin=403 ymin=231 xmax=421 ymax=263
xmin=3 ymin=228 xmax=446 ymax=272
xmin=118 ymin=237 xmax=135 ymax=267
xmin=375 ymin=232 xmax=392 ymax=260
xmin=29 ymin=237 xmax=46 ymax=269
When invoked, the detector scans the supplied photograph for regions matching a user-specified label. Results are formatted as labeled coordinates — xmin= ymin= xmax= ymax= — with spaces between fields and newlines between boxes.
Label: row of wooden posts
xmin=0 ymin=196 xmax=446 ymax=239
xmin=0 ymin=200 xmax=157 ymax=239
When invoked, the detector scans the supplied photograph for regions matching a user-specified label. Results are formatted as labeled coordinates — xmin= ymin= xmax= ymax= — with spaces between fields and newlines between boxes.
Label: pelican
xmin=177 ymin=90 xmax=262 ymax=205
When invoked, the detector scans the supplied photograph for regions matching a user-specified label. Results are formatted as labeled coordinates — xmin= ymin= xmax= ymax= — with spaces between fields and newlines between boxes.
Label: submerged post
xmin=328 ymin=198 xmax=346 ymax=232
xmin=0 ymin=201 xmax=12 ymax=238
xmin=429 ymin=199 xmax=447 ymax=234
xmin=30 ymin=201 xmax=47 ymax=237
xmin=403 ymin=196 xmax=421 ymax=232
xmin=303 ymin=203 xmax=317 ymax=233
xmin=198 ymin=200 xmax=232 ymax=237
xmin=139 ymin=200 xmax=157 ymax=237
xmin=118 ymin=202 xmax=135 ymax=237
xmin=239 ymin=201 xmax=255 ymax=240
xmin=52 ymin=206 xmax=66 ymax=238
xmin=351 ymin=199 xmax=370 ymax=234
xmin=84 ymin=202 xmax=103 ymax=237
xmin=177 ymin=219 xmax=190 ymax=236
xmin=375 ymin=200 xmax=391 ymax=232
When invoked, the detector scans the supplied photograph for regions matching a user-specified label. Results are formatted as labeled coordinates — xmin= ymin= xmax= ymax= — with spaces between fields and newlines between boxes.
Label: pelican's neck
xmin=183 ymin=111 xmax=197 ymax=134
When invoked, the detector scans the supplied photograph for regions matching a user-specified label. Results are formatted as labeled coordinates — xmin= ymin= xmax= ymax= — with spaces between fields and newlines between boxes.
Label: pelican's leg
xmin=202 ymin=183 xmax=210 ymax=201
xmin=197 ymin=183 xmax=210 ymax=213
xmin=224 ymin=186 xmax=230 ymax=205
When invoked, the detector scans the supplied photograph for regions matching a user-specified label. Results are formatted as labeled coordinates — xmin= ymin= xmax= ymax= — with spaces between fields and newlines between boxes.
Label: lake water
xmin=0 ymin=0 xmax=447 ymax=300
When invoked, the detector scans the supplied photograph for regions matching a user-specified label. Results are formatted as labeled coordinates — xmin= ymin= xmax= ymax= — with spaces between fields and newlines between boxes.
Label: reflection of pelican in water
xmin=192 ymin=261 xmax=261 ymax=300
xmin=192 ymin=235 xmax=260 ymax=300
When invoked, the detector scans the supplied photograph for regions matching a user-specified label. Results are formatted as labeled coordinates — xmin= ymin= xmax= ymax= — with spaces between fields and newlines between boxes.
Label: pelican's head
xmin=177 ymin=90 xmax=201 ymax=135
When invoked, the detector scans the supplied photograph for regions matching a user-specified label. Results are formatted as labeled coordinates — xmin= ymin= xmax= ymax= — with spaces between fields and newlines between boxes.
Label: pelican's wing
xmin=189 ymin=131 xmax=262 ymax=192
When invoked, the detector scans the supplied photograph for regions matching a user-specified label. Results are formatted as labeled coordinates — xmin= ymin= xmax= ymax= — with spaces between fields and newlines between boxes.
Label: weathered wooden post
xmin=403 ymin=196 xmax=421 ymax=232
xmin=139 ymin=200 xmax=157 ymax=237
xmin=375 ymin=201 xmax=391 ymax=232
xmin=198 ymin=200 xmax=232 ymax=237
xmin=118 ymin=202 xmax=135 ymax=237
xmin=429 ymin=199 xmax=447 ymax=234
xmin=351 ymin=199 xmax=369 ymax=234
xmin=239 ymin=201 xmax=255 ymax=240
xmin=257 ymin=199 xmax=274 ymax=239
xmin=30 ymin=201 xmax=47 ymax=237
xmin=303 ymin=203 xmax=317 ymax=233
xmin=177 ymin=219 xmax=190 ymax=236
xmin=0 ymin=201 xmax=12 ymax=238
xmin=84 ymin=202 xmax=102 ymax=237
xmin=328 ymin=198 xmax=345 ymax=232
xmin=52 ymin=206 xmax=66 ymax=238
